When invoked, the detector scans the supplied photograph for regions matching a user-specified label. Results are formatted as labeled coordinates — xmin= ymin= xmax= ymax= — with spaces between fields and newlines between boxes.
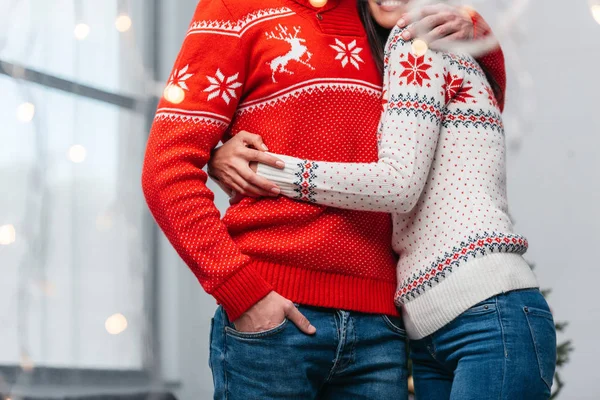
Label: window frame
xmin=0 ymin=0 xmax=173 ymax=394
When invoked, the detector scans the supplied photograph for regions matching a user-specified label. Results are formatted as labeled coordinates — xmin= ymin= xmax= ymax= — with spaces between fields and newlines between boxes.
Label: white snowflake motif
xmin=168 ymin=65 xmax=194 ymax=91
xmin=330 ymin=39 xmax=364 ymax=70
xmin=203 ymin=69 xmax=242 ymax=105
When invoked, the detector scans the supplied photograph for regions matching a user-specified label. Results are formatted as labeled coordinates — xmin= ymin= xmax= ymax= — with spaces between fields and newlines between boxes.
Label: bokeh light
xmin=115 ymin=15 xmax=132 ymax=32
xmin=68 ymin=144 xmax=87 ymax=163
xmin=592 ymin=5 xmax=600 ymax=24
xmin=74 ymin=23 xmax=90 ymax=40
xmin=105 ymin=313 xmax=128 ymax=335
xmin=17 ymin=102 xmax=35 ymax=122
xmin=164 ymin=84 xmax=185 ymax=104
xmin=0 ymin=224 xmax=16 ymax=245
xmin=412 ymin=39 xmax=429 ymax=57
xmin=309 ymin=0 xmax=328 ymax=7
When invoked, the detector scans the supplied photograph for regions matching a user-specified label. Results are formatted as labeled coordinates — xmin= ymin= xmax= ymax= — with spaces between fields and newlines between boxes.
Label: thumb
xmin=229 ymin=191 xmax=244 ymax=205
xmin=286 ymin=306 xmax=316 ymax=335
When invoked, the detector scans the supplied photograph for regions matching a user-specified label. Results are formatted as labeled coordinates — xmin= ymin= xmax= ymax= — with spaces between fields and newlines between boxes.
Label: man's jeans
xmin=410 ymin=289 xmax=557 ymax=400
xmin=209 ymin=304 xmax=409 ymax=399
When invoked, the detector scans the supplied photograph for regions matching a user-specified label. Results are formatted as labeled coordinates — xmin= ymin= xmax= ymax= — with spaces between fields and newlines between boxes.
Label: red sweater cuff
xmin=212 ymin=264 xmax=273 ymax=321
xmin=467 ymin=9 xmax=507 ymax=112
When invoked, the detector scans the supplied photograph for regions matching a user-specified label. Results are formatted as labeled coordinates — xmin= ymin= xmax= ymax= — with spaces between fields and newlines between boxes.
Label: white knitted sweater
xmin=257 ymin=26 xmax=538 ymax=339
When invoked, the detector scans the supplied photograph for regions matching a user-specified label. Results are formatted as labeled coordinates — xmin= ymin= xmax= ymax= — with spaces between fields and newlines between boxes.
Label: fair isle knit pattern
xmin=396 ymin=232 xmax=529 ymax=304
xmin=256 ymin=25 xmax=536 ymax=338
xmin=142 ymin=0 xmax=407 ymax=321
xmin=142 ymin=0 xmax=507 ymax=323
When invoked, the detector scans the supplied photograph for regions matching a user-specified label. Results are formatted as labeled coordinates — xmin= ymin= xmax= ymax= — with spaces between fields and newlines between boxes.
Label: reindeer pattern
xmin=265 ymin=24 xmax=315 ymax=83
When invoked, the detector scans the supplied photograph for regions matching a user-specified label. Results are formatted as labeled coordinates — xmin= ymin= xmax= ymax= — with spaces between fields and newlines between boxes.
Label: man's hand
xmin=397 ymin=4 xmax=474 ymax=48
xmin=233 ymin=291 xmax=317 ymax=335
xmin=208 ymin=130 xmax=284 ymax=199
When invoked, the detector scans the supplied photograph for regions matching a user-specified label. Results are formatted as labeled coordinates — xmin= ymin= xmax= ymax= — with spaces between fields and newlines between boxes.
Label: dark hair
xmin=358 ymin=0 xmax=392 ymax=75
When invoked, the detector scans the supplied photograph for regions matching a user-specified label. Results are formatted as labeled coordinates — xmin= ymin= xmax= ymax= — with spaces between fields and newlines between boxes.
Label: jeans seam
xmin=222 ymin=308 xmax=230 ymax=400
xmin=326 ymin=311 xmax=347 ymax=382
xmin=347 ymin=315 xmax=357 ymax=371
xmin=523 ymin=308 xmax=553 ymax=390
xmin=425 ymin=340 xmax=451 ymax=373
xmin=496 ymin=296 xmax=507 ymax=400
xmin=381 ymin=315 xmax=407 ymax=337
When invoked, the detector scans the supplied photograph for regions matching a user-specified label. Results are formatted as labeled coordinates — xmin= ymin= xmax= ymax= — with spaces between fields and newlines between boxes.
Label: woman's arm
xmin=257 ymin=27 xmax=460 ymax=213
xmin=397 ymin=5 xmax=506 ymax=111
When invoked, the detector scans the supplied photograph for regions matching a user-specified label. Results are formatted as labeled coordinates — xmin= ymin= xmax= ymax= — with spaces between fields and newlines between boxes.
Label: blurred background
xmin=0 ymin=0 xmax=598 ymax=399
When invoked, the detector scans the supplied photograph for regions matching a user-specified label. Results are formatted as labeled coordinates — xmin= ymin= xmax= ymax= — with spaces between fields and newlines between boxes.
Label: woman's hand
xmin=208 ymin=130 xmax=284 ymax=199
xmin=397 ymin=4 xmax=475 ymax=47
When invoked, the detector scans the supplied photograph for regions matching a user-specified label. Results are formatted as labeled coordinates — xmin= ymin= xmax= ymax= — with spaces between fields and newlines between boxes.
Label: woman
xmin=209 ymin=1 xmax=557 ymax=399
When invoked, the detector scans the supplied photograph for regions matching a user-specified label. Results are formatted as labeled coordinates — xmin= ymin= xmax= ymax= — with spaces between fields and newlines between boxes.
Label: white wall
xmin=489 ymin=3 xmax=600 ymax=399
xmin=158 ymin=1 xmax=600 ymax=399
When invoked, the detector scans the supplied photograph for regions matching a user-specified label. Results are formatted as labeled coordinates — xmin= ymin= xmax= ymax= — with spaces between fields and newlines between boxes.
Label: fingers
xmin=398 ymin=4 xmax=471 ymax=42
xmin=243 ymin=148 xmax=285 ymax=169
xmin=239 ymin=166 xmax=280 ymax=195
xmin=229 ymin=191 xmax=244 ymax=205
xmin=429 ymin=31 xmax=468 ymax=51
xmin=285 ymin=302 xmax=316 ymax=335
xmin=424 ymin=20 xmax=467 ymax=45
xmin=237 ymin=130 xmax=268 ymax=151
xmin=224 ymin=178 xmax=249 ymax=199
xmin=230 ymin=173 xmax=272 ymax=198
xmin=397 ymin=4 xmax=447 ymax=28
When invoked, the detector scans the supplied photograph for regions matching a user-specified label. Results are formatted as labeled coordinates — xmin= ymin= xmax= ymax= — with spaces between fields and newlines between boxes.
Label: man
xmin=141 ymin=1 xmax=505 ymax=398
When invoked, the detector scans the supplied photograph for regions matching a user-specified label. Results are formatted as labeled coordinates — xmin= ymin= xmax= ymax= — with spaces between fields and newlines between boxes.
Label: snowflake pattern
xmin=330 ymin=39 xmax=364 ymax=70
xmin=399 ymin=53 xmax=432 ymax=86
xmin=442 ymin=73 xmax=474 ymax=104
xmin=203 ymin=69 xmax=242 ymax=105
xmin=168 ymin=65 xmax=194 ymax=91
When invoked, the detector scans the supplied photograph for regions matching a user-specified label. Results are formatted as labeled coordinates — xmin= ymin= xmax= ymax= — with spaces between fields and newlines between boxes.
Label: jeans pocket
xmin=523 ymin=306 xmax=557 ymax=390
xmin=381 ymin=315 xmax=407 ymax=337
xmin=225 ymin=318 xmax=289 ymax=339
xmin=462 ymin=298 xmax=497 ymax=316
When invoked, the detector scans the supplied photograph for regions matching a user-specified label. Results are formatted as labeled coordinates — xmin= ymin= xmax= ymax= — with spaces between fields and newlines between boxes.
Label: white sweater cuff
xmin=256 ymin=153 xmax=304 ymax=198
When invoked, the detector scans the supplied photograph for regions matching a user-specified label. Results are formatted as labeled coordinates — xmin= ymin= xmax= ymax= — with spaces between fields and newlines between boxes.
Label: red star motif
xmin=399 ymin=53 xmax=432 ymax=86
xmin=442 ymin=73 xmax=474 ymax=104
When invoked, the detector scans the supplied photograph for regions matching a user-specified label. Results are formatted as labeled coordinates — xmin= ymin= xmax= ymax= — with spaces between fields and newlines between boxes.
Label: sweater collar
xmin=290 ymin=0 xmax=342 ymax=12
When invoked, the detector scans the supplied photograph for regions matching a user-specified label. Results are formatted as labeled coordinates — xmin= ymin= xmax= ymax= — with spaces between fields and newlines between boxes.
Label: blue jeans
xmin=209 ymin=304 xmax=409 ymax=399
xmin=410 ymin=289 xmax=557 ymax=400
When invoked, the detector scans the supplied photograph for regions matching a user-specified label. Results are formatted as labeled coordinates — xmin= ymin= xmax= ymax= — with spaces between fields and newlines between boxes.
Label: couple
xmin=142 ymin=0 xmax=557 ymax=398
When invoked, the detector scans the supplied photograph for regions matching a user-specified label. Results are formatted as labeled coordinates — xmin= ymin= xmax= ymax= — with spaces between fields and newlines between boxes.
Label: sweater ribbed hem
xmin=401 ymin=253 xmax=538 ymax=339
xmin=251 ymin=259 xmax=400 ymax=317
xmin=212 ymin=264 xmax=274 ymax=321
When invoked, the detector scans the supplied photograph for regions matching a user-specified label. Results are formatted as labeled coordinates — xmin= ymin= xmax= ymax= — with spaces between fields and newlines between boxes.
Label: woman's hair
xmin=357 ymin=1 xmax=392 ymax=75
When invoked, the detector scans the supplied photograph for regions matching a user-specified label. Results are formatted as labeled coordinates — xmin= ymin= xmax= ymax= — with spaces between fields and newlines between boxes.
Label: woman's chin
xmin=373 ymin=15 xmax=401 ymax=30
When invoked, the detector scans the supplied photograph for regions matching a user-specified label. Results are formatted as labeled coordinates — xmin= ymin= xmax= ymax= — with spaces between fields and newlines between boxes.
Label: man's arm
xmin=141 ymin=0 xmax=272 ymax=321
xmin=256 ymin=27 xmax=456 ymax=214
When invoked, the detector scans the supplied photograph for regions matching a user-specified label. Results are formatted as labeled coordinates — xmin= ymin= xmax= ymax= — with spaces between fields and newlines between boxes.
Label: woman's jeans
xmin=209 ymin=304 xmax=409 ymax=399
xmin=410 ymin=289 xmax=557 ymax=400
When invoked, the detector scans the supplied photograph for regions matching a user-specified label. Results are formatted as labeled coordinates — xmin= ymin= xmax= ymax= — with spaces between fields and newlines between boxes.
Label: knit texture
xmin=141 ymin=0 xmax=508 ymax=321
xmin=257 ymin=25 xmax=536 ymax=338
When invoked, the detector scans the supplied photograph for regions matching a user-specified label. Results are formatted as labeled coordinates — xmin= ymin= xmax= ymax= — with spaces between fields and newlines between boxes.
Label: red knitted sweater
xmin=141 ymin=0 xmax=506 ymax=321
